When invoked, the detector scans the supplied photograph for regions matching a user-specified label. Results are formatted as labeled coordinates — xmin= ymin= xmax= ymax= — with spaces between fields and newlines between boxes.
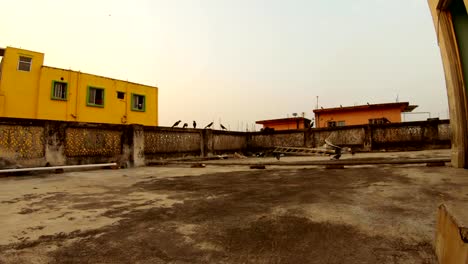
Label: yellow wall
xmin=0 ymin=47 xmax=44 ymax=119
xmin=0 ymin=47 xmax=158 ymax=126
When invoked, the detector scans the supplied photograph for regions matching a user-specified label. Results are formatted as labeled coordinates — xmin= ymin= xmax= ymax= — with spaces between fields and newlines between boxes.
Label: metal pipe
xmin=0 ymin=163 xmax=117 ymax=173
xmin=168 ymin=158 xmax=450 ymax=167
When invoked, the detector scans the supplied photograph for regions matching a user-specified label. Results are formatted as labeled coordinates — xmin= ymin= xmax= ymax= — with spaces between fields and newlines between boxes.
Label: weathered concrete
xmin=212 ymin=131 xmax=247 ymax=154
xmin=250 ymin=120 xmax=450 ymax=152
xmin=1 ymin=158 xmax=467 ymax=263
xmin=0 ymin=118 xmax=140 ymax=168
xmin=435 ymin=203 xmax=468 ymax=264
xmin=44 ymin=121 xmax=66 ymax=166
xmin=65 ymin=127 xmax=121 ymax=157
xmin=0 ymin=120 xmax=45 ymax=167
xmin=132 ymin=125 xmax=145 ymax=167
xmin=372 ymin=120 xmax=450 ymax=151
xmin=427 ymin=0 xmax=468 ymax=168
xmin=144 ymin=127 xmax=202 ymax=160
xmin=249 ymin=131 xmax=304 ymax=150
xmin=306 ymin=127 xmax=367 ymax=151
xmin=0 ymin=117 xmax=452 ymax=168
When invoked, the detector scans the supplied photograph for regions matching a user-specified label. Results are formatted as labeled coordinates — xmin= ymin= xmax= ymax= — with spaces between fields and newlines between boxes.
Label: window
xmin=18 ymin=56 xmax=32 ymax=72
xmin=51 ymin=81 xmax=67 ymax=100
xmin=117 ymin=91 xmax=125 ymax=99
xmin=131 ymin=93 xmax=145 ymax=111
xmin=87 ymin=86 xmax=105 ymax=107
xmin=337 ymin=121 xmax=346 ymax=127
xmin=369 ymin=118 xmax=390 ymax=125
xmin=327 ymin=121 xmax=336 ymax=127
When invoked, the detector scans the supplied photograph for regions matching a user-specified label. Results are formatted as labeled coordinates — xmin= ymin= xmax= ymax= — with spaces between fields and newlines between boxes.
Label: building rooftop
xmin=255 ymin=117 xmax=312 ymax=124
xmin=313 ymin=102 xmax=417 ymax=114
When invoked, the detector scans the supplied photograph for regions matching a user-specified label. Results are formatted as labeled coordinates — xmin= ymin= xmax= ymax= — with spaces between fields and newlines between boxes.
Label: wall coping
xmin=0 ymin=117 xmax=450 ymax=134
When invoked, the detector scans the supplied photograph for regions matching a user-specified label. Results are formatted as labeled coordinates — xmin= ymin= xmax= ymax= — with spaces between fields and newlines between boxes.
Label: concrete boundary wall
xmin=250 ymin=120 xmax=450 ymax=152
xmin=0 ymin=118 xmax=451 ymax=168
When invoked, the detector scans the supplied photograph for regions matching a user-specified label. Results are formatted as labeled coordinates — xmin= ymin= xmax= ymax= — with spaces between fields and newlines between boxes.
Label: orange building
xmin=313 ymin=102 xmax=417 ymax=128
xmin=256 ymin=117 xmax=312 ymax=131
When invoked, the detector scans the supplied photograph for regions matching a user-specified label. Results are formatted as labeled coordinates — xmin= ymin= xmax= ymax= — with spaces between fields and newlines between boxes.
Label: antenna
xmin=396 ymin=94 xmax=399 ymax=102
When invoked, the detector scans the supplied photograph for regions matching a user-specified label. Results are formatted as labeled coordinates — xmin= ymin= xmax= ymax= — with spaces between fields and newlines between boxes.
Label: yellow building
xmin=0 ymin=47 xmax=158 ymax=126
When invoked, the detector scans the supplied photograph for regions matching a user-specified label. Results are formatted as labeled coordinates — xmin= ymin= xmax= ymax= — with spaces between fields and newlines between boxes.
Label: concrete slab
xmin=0 ymin=153 xmax=466 ymax=263
xmin=436 ymin=203 xmax=468 ymax=264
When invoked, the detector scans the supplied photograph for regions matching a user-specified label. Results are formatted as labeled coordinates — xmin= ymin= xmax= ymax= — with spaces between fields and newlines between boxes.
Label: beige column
xmin=428 ymin=0 xmax=468 ymax=168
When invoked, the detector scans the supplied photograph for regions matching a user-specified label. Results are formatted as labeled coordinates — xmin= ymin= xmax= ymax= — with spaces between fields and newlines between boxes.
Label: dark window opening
xmin=327 ymin=121 xmax=336 ymax=127
xmin=117 ymin=91 xmax=125 ymax=99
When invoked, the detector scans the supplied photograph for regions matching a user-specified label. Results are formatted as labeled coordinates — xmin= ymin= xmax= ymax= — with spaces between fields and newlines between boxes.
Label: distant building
xmin=313 ymin=102 xmax=417 ymax=128
xmin=256 ymin=117 xmax=312 ymax=131
xmin=0 ymin=47 xmax=158 ymax=126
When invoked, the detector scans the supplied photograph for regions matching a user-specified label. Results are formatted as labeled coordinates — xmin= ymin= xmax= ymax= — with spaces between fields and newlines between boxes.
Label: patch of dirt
xmin=71 ymin=201 xmax=125 ymax=210
xmin=18 ymin=208 xmax=41 ymax=215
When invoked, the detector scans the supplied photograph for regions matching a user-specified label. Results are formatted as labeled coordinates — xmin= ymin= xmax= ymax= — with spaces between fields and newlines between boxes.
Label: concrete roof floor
xmin=0 ymin=149 xmax=466 ymax=263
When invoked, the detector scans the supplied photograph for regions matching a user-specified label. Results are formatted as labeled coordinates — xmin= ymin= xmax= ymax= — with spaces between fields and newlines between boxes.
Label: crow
xmin=309 ymin=121 xmax=314 ymax=128
xmin=220 ymin=124 xmax=227 ymax=130
xmin=182 ymin=123 xmax=188 ymax=128
xmin=204 ymin=122 xmax=213 ymax=129
xmin=193 ymin=121 xmax=197 ymax=129
xmin=172 ymin=120 xmax=181 ymax=128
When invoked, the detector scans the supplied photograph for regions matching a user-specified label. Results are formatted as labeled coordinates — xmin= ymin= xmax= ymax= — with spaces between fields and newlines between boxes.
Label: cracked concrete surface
xmin=0 ymin=150 xmax=467 ymax=263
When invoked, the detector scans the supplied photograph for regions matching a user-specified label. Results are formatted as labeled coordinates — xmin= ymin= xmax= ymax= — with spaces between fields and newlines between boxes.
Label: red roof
xmin=313 ymin=102 xmax=417 ymax=114
xmin=256 ymin=117 xmax=311 ymax=124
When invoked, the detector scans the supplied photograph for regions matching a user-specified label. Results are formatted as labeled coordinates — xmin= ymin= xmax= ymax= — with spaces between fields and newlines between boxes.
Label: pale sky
xmin=1 ymin=0 xmax=448 ymax=130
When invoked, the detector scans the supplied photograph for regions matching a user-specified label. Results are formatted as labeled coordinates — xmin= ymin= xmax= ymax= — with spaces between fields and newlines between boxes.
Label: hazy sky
xmin=1 ymin=0 xmax=447 ymax=130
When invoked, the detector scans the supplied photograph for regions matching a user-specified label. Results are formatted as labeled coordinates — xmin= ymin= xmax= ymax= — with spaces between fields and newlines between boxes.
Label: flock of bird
xmin=171 ymin=120 xmax=227 ymax=130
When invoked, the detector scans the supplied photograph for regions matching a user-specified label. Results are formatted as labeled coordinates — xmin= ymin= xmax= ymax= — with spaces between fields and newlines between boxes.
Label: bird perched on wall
xmin=182 ymin=123 xmax=188 ymax=128
xmin=172 ymin=120 xmax=181 ymax=128
xmin=193 ymin=121 xmax=197 ymax=129
xmin=204 ymin=122 xmax=213 ymax=129
xmin=309 ymin=121 xmax=314 ymax=128
xmin=220 ymin=124 xmax=227 ymax=130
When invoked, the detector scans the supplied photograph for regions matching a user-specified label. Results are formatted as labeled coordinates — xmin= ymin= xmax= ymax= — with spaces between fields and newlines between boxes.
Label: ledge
xmin=440 ymin=203 xmax=468 ymax=243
